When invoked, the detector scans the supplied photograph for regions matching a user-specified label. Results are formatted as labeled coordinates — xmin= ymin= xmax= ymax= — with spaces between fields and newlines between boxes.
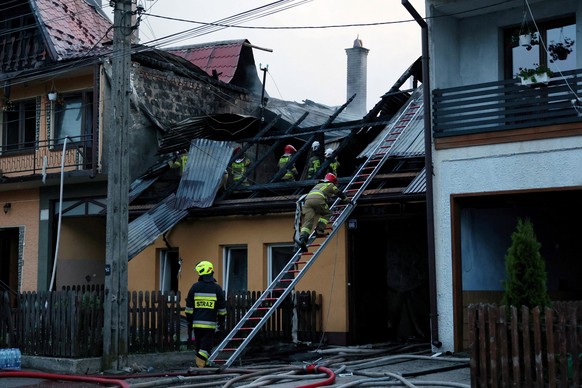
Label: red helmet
xmin=284 ymin=144 xmax=296 ymax=154
xmin=324 ymin=173 xmax=337 ymax=184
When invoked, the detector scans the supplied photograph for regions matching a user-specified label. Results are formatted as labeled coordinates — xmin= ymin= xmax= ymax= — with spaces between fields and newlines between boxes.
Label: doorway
xmin=348 ymin=203 xmax=429 ymax=345
xmin=0 ymin=228 xmax=20 ymax=293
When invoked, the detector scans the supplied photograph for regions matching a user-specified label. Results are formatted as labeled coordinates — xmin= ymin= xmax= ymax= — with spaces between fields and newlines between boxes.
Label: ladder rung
xmin=223 ymin=348 xmax=237 ymax=352
xmin=249 ymin=317 xmax=262 ymax=321
xmin=300 ymin=252 xmax=314 ymax=255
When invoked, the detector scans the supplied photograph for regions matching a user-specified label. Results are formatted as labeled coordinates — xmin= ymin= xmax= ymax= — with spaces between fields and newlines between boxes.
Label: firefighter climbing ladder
xmin=208 ymin=92 xmax=423 ymax=368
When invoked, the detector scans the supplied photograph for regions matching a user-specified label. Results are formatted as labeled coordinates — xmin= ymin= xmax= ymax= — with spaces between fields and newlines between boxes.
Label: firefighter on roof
xmin=278 ymin=144 xmax=298 ymax=181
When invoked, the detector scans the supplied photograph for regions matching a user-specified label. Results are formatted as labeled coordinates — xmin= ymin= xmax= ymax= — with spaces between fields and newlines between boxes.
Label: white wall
xmin=433 ymin=137 xmax=582 ymax=351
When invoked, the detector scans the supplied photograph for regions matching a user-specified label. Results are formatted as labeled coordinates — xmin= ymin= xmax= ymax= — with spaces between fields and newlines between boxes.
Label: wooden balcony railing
xmin=433 ymin=68 xmax=582 ymax=136
xmin=0 ymin=135 xmax=96 ymax=178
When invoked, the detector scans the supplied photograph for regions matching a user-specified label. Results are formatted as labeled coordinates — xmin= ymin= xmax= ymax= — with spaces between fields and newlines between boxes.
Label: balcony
xmin=432 ymin=68 xmax=582 ymax=138
xmin=0 ymin=135 xmax=96 ymax=179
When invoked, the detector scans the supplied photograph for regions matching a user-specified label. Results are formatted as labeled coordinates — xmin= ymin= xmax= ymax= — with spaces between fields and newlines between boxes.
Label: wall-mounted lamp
xmin=3 ymin=202 xmax=11 ymax=214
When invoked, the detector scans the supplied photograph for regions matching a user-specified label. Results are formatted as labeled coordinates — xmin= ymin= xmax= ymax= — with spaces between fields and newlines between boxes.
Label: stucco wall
xmin=129 ymin=212 xmax=349 ymax=334
xmin=56 ymin=217 xmax=106 ymax=288
xmin=432 ymin=136 xmax=582 ymax=351
xmin=0 ymin=189 xmax=40 ymax=291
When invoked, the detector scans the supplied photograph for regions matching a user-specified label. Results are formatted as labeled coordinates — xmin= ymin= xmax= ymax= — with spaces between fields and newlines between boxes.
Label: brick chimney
xmin=345 ymin=36 xmax=369 ymax=116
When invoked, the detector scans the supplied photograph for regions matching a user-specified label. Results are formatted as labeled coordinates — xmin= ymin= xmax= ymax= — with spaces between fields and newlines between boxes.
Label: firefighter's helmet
xmin=284 ymin=144 xmax=297 ymax=154
xmin=324 ymin=173 xmax=338 ymax=185
xmin=324 ymin=148 xmax=334 ymax=158
xmin=195 ymin=261 xmax=214 ymax=276
xmin=311 ymin=141 xmax=320 ymax=151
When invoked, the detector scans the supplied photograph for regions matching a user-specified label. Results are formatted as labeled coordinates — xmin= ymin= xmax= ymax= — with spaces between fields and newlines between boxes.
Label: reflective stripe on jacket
xmin=185 ymin=277 xmax=226 ymax=329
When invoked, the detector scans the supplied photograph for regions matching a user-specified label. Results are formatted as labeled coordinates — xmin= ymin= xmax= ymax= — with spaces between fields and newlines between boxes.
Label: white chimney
xmin=345 ymin=36 xmax=369 ymax=116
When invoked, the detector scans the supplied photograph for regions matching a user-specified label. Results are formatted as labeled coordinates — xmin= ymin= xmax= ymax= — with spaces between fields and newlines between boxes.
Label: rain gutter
xmin=401 ymin=0 xmax=441 ymax=349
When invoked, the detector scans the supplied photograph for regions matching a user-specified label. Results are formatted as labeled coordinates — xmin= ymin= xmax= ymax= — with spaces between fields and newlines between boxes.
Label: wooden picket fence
xmin=0 ymin=289 xmax=322 ymax=358
xmin=468 ymin=302 xmax=582 ymax=387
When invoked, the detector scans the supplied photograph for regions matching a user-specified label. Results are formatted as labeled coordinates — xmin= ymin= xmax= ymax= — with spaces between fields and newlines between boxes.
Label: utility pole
xmin=103 ymin=0 xmax=131 ymax=371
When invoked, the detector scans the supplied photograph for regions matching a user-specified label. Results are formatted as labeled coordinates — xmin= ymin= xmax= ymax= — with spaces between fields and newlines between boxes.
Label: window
xmin=223 ymin=246 xmax=247 ymax=294
xmin=53 ymin=91 xmax=93 ymax=145
xmin=505 ymin=16 xmax=576 ymax=79
xmin=2 ymin=99 xmax=36 ymax=153
xmin=267 ymin=244 xmax=295 ymax=284
xmin=159 ymin=249 xmax=180 ymax=293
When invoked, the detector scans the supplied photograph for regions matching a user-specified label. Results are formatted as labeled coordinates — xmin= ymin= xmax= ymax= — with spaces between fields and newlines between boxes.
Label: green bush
xmin=502 ymin=219 xmax=551 ymax=308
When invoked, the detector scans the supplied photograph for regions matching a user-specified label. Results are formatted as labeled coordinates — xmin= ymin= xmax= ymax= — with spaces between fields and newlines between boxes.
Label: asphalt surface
xmin=0 ymin=343 xmax=472 ymax=387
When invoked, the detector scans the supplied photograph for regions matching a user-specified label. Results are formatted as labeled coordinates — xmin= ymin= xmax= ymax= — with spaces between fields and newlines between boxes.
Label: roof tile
xmin=35 ymin=0 xmax=112 ymax=60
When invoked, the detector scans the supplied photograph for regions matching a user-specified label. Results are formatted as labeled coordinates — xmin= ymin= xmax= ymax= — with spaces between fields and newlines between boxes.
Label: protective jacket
xmin=278 ymin=153 xmax=298 ymax=181
xmin=231 ymin=157 xmax=250 ymax=185
xmin=306 ymin=181 xmax=346 ymax=202
xmin=185 ymin=275 xmax=227 ymax=329
xmin=306 ymin=155 xmax=322 ymax=179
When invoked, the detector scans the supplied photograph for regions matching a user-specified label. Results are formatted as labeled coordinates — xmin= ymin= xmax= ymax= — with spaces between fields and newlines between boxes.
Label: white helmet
xmin=311 ymin=141 xmax=320 ymax=151
xmin=325 ymin=148 xmax=334 ymax=158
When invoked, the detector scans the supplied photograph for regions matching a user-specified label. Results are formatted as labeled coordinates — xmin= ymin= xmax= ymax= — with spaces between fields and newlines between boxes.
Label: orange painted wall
xmin=129 ymin=212 xmax=349 ymax=333
xmin=0 ymin=189 xmax=40 ymax=291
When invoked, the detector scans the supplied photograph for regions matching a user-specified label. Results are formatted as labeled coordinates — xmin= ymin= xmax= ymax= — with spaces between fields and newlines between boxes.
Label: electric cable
xmin=47 ymin=136 xmax=68 ymax=292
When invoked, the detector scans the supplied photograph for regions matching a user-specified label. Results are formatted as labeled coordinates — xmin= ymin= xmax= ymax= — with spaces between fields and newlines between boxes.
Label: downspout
xmin=401 ymin=0 xmax=441 ymax=349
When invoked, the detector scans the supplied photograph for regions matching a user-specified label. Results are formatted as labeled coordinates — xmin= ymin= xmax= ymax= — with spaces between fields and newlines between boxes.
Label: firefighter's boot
xmin=298 ymin=232 xmax=309 ymax=253
xmin=315 ymin=222 xmax=326 ymax=237
xmin=195 ymin=350 xmax=209 ymax=368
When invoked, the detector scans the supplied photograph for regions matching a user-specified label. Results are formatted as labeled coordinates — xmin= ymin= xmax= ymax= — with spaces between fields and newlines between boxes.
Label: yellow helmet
xmin=195 ymin=261 xmax=214 ymax=276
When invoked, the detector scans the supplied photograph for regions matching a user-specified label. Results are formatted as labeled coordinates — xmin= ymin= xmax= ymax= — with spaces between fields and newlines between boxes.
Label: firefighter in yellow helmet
xmin=297 ymin=173 xmax=349 ymax=252
xmin=185 ymin=260 xmax=227 ymax=368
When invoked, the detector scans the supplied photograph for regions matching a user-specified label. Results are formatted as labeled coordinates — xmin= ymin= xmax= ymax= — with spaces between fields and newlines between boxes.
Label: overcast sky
xmin=102 ymin=0 xmax=425 ymax=111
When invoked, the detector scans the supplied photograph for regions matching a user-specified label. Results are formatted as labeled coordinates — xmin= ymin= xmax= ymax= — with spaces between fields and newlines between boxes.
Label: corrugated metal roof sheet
xmin=128 ymin=194 xmax=188 ymax=260
xmin=404 ymin=168 xmax=426 ymax=194
xmin=33 ymin=0 xmax=112 ymax=61
xmin=167 ymin=40 xmax=246 ymax=84
xmin=358 ymin=89 xmax=425 ymax=159
xmin=266 ymin=98 xmax=361 ymax=130
xmin=175 ymin=139 xmax=235 ymax=209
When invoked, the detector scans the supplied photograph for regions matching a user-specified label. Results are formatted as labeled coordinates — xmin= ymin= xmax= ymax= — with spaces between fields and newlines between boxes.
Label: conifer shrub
xmin=501 ymin=218 xmax=551 ymax=308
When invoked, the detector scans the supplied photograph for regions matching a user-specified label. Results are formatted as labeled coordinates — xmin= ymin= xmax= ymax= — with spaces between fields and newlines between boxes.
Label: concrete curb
xmin=22 ymin=351 xmax=198 ymax=374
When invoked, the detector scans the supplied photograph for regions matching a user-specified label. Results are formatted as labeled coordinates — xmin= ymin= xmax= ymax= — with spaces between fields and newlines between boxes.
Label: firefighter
xmin=278 ymin=144 xmax=298 ymax=181
xmin=168 ymin=151 xmax=188 ymax=175
xmin=185 ymin=260 xmax=227 ymax=368
xmin=297 ymin=173 xmax=349 ymax=252
xmin=230 ymin=147 xmax=251 ymax=186
xmin=324 ymin=148 xmax=339 ymax=176
xmin=306 ymin=141 xmax=323 ymax=179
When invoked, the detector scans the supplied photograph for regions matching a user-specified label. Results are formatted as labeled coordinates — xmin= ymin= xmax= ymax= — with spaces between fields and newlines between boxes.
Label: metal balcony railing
xmin=432 ymin=68 xmax=582 ymax=137
xmin=0 ymin=134 xmax=96 ymax=178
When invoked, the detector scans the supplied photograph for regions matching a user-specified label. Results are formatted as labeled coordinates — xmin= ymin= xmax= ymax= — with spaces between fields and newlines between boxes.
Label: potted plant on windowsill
xmin=516 ymin=64 xmax=553 ymax=86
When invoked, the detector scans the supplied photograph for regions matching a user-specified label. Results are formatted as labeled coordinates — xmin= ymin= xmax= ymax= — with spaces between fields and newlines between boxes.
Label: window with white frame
xmin=53 ymin=91 xmax=93 ymax=145
xmin=223 ymin=246 xmax=247 ymax=294
xmin=267 ymin=244 xmax=295 ymax=285
xmin=159 ymin=249 xmax=180 ymax=294
xmin=2 ymin=98 xmax=36 ymax=153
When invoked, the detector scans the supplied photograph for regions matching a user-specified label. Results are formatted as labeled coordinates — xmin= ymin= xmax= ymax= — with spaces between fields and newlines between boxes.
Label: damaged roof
xmin=167 ymin=40 xmax=246 ymax=84
xmin=31 ymin=0 xmax=112 ymax=61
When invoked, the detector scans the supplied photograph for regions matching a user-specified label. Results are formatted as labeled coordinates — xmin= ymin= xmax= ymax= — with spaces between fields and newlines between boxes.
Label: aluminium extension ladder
xmin=208 ymin=92 xmax=423 ymax=368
